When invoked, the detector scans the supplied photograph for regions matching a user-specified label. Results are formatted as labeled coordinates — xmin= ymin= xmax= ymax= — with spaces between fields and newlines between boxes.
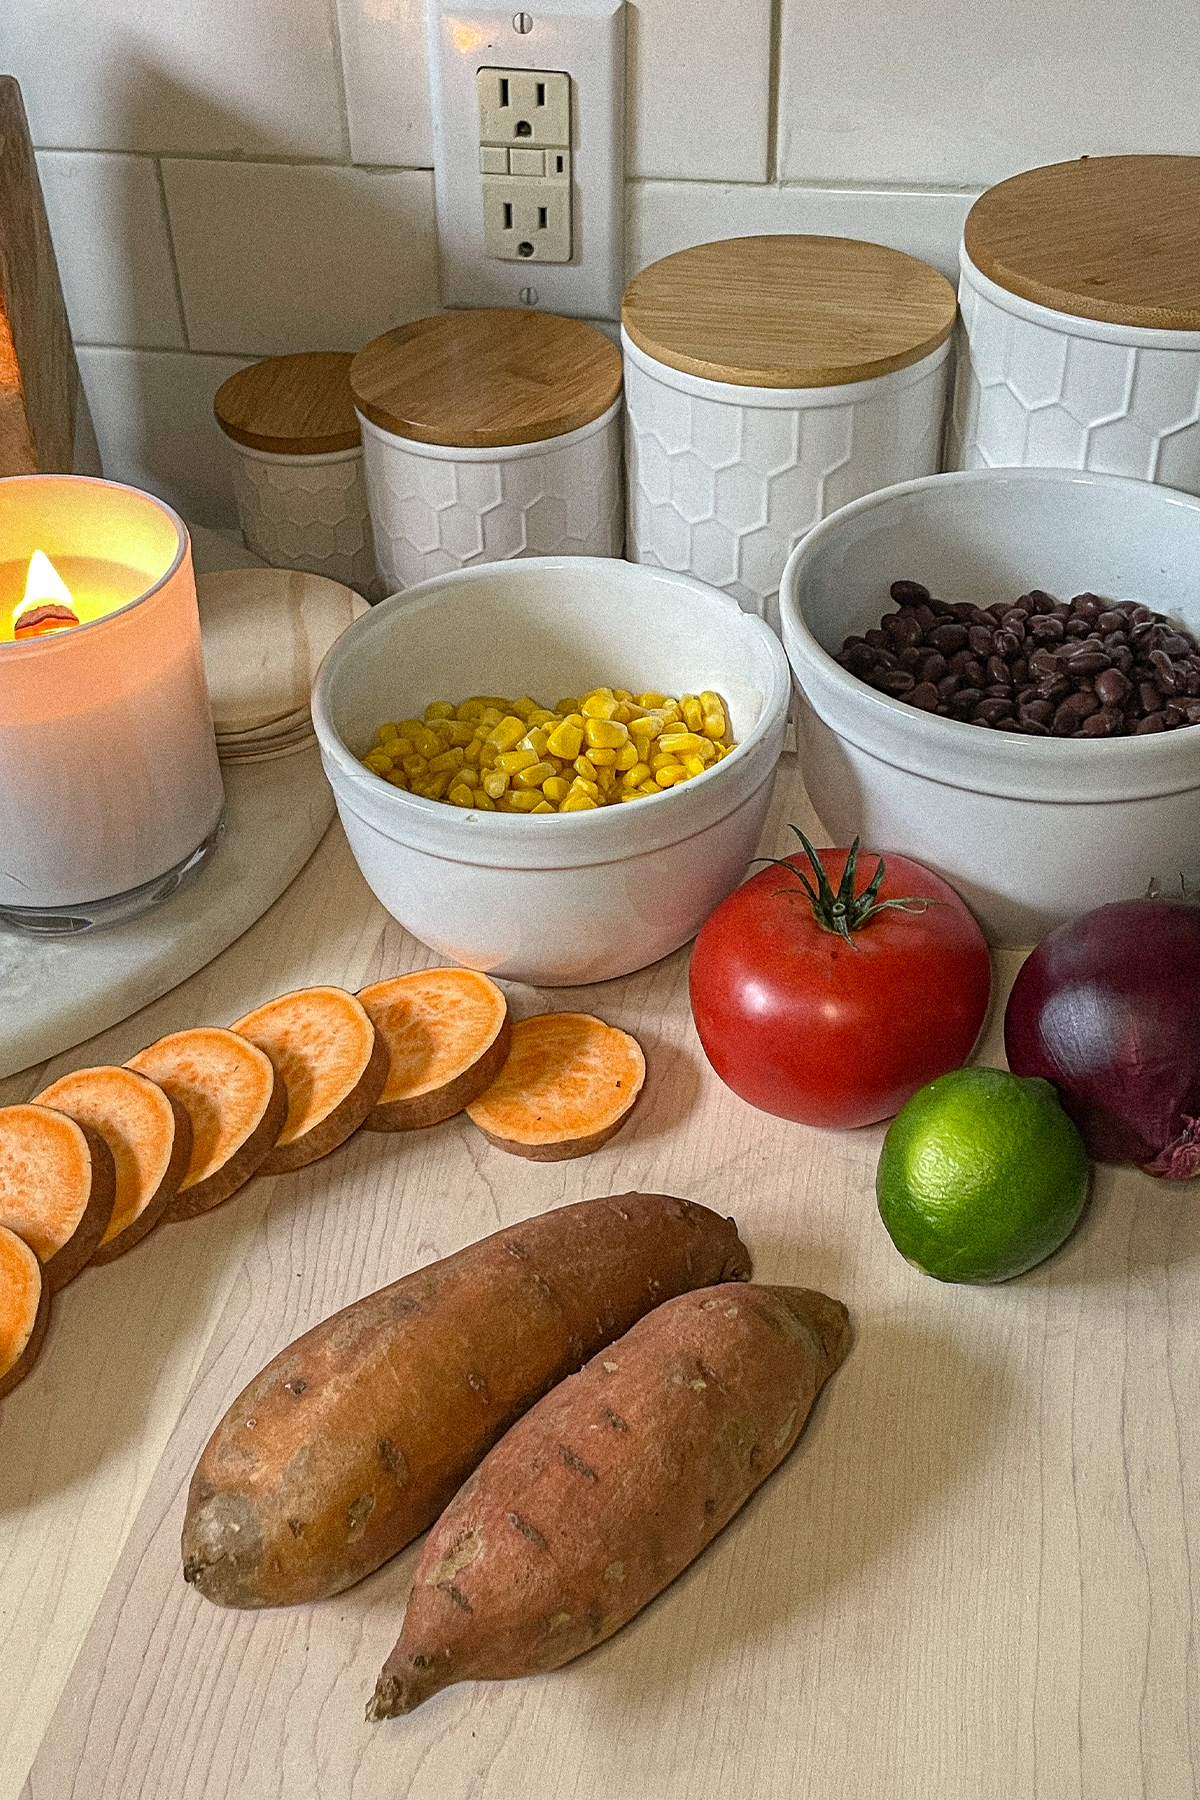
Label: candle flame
xmin=13 ymin=550 xmax=81 ymax=637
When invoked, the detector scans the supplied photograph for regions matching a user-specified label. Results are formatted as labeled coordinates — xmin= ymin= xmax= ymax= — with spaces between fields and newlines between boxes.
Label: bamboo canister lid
xmin=214 ymin=352 xmax=361 ymax=456
xmin=621 ymin=235 xmax=957 ymax=389
xmin=964 ymin=157 xmax=1200 ymax=331
xmin=349 ymin=310 xmax=623 ymax=449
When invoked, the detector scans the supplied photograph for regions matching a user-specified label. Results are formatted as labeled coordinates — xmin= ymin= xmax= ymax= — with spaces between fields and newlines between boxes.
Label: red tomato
xmin=688 ymin=839 xmax=991 ymax=1129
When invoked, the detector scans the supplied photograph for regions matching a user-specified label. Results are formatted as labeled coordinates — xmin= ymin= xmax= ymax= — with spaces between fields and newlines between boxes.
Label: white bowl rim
xmin=313 ymin=555 xmax=792 ymax=844
xmin=779 ymin=465 xmax=1200 ymax=781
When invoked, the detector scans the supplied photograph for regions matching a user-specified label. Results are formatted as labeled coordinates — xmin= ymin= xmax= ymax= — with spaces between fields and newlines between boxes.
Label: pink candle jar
xmin=0 ymin=476 xmax=225 ymax=933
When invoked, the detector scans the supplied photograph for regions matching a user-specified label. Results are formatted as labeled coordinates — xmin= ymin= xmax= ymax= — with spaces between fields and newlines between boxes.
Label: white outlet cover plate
xmin=428 ymin=0 xmax=625 ymax=320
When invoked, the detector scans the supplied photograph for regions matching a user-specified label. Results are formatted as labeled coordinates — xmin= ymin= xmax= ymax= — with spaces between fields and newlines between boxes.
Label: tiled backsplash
xmin=5 ymin=0 xmax=1198 ymax=527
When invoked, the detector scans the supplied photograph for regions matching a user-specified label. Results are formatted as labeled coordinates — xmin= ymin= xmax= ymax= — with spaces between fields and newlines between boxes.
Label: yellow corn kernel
xmin=546 ymin=717 xmax=584 ymax=759
xmin=496 ymin=747 xmax=538 ymax=776
xmin=637 ymin=778 xmax=661 ymax=795
xmin=614 ymin=741 xmax=640 ymax=771
xmin=694 ymin=737 xmax=717 ymax=764
xmin=397 ymin=719 xmax=425 ymax=737
xmin=618 ymin=788 xmax=644 ymax=801
xmin=560 ymin=791 xmax=598 ymax=811
xmin=428 ymin=747 xmax=465 ymax=774
xmin=542 ymin=775 xmax=571 ymax=803
xmin=637 ymin=692 xmax=667 ymax=708
xmin=412 ymin=727 xmax=442 ymax=759
xmin=463 ymin=738 xmax=483 ymax=766
xmin=594 ymin=766 xmax=617 ymax=793
xmin=444 ymin=720 xmax=475 ymax=747
xmin=424 ymin=700 xmax=456 ymax=721
xmin=385 ymin=772 xmax=410 ymax=789
xmin=419 ymin=770 xmax=453 ymax=800
xmin=378 ymin=722 xmax=401 ymax=742
xmin=588 ymin=747 xmax=618 ymax=767
xmin=402 ymin=754 xmax=429 ymax=778
xmin=513 ymin=759 xmax=556 ymax=790
xmin=472 ymin=789 xmax=496 ymax=810
xmin=628 ymin=716 xmax=657 ymax=747
xmin=681 ymin=695 xmax=703 ymax=731
xmin=455 ymin=700 xmax=485 ymax=721
xmin=573 ymin=755 xmax=599 ymax=782
xmin=681 ymin=753 xmax=707 ymax=778
xmin=447 ymin=783 xmax=475 ymax=807
xmin=364 ymin=751 xmax=393 ymax=773
xmin=531 ymin=799 xmax=556 ymax=814
xmin=521 ymin=726 xmax=550 ymax=758
xmin=658 ymin=731 xmax=705 ymax=756
xmin=584 ymin=718 xmax=628 ymax=750
xmin=478 ymin=743 xmax=498 ymax=768
xmin=479 ymin=707 xmax=505 ymax=730
xmin=581 ymin=692 xmax=619 ymax=720
xmin=649 ymin=753 xmax=685 ymax=775
xmin=483 ymin=770 xmax=509 ymax=800
xmin=512 ymin=696 xmax=538 ymax=721
xmin=621 ymin=761 xmax=651 ymax=788
xmin=487 ymin=715 xmax=528 ymax=752
xmin=554 ymin=697 xmax=580 ymax=716
xmin=569 ymin=775 xmax=601 ymax=800
xmin=612 ymin=688 xmax=633 ymax=702
xmin=528 ymin=708 xmax=559 ymax=727
xmin=505 ymin=788 xmax=543 ymax=812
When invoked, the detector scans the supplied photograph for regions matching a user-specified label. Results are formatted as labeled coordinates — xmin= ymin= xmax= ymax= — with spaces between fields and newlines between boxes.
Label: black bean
xmin=897 ymin=646 xmax=923 ymax=672
xmin=928 ymin=622 xmax=969 ymax=653
xmin=1065 ymin=650 xmax=1112 ymax=675
xmin=1135 ymin=712 xmax=1167 ymax=734
xmin=1028 ymin=589 xmax=1058 ymax=614
xmin=968 ymin=625 xmax=996 ymax=656
xmin=1138 ymin=680 xmax=1163 ymax=713
xmin=919 ymin=651 xmax=948 ymax=683
xmin=975 ymin=697 xmax=1014 ymax=724
xmin=1019 ymin=700 xmax=1055 ymax=726
xmin=877 ymin=669 xmax=916 ymax=695
xmin=986 ymin=656 xmax=1012 ymax=687
xmin=890 ymin=580 xmax=930 ymax=602
xmin=1150 ymin=651 xmax=1180 ymax=693
xmin=937 ymin=673 xmax=961 ymax=699
xmin=908 ymin=682 xmax=940 ymax=711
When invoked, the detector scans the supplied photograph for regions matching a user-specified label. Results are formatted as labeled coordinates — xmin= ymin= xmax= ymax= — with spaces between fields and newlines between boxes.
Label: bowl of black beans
xmin=777 ymin=467 xmax=1200 ymax=945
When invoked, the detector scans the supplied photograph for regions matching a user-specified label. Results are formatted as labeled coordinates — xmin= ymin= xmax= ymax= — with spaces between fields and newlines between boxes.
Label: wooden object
xmin=4 ymin=761 xmax=1200 ymax=1800
xmin=213 ymin=352 xmax=361 ymax=456
xmin=196 ymin=568 xmax=367 ymax=740
xmin=964 ymin=155 xmax=1200 ymax=331
xmin=0 ymin=78 xmax=78 ymax=475
xmin=621 ymin=234 xmax=958 ymax=389
xmin=349 ymin=309 xmax=623 ymax=448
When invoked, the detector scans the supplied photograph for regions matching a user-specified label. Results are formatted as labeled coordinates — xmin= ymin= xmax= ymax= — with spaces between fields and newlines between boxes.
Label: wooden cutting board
xmin=0 ymin=76 xmax=80 ymax=475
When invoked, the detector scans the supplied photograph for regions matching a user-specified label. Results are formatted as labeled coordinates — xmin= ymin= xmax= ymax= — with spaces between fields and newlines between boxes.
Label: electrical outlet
xmin=428 ymin=0 xmax=625 ymax=318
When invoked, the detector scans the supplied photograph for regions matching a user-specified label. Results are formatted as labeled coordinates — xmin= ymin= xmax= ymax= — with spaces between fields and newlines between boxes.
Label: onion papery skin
xmin=1004 ymin=899 xmax=1200 ymax=1180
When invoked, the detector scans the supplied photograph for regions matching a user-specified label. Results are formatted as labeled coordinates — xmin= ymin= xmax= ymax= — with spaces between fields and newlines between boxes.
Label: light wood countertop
xmin=2 ymin=754 xmax=1197 ymax=1800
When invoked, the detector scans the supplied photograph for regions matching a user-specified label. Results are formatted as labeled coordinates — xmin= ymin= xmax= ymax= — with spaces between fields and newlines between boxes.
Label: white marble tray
xmin=0 ymin=745 xmax=335 ymax=1078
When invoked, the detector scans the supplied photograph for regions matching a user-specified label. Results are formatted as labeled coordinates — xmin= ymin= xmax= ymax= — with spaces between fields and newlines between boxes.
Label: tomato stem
xmin=754 ymin=829 xmax=936 ymax=947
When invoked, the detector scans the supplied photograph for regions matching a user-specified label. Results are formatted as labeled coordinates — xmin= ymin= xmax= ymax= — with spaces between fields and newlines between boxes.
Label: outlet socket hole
xmin=537 ymin=206 xmax=547 ymax=227
xmin=503 ymin=202 xmax=513 ymax=228
xmin=515 ymin=119 xmax=532 ymax=136
xmin=517 ymin=240 xmax=534 ymax=257
xmin=555 ymin=154 xmax=563 ymax=171
xmin=499 ymin=78 xmax=509 ymax=105
xmin=536 ymin=82 xmax=545 ymax=104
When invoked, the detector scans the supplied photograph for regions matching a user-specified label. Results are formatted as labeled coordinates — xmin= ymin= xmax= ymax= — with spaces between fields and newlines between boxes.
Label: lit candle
xmin=0 ymin=476 xmax=225 ymax=933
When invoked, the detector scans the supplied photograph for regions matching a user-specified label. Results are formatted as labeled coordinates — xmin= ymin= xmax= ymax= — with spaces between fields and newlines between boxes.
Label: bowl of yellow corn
xmin=312 ymin=556 xmax=790 ymax=983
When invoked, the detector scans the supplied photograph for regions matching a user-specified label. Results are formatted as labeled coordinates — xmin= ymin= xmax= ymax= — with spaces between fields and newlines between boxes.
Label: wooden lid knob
xmin=964 ymin=157 xmax=1200 ymax=331
xmin=349 ymin=310 xmax=623 ymax=449
xmin=621 ymin=235 xmax=957 ymax=389
xmin=214 ymin=352 xmax=361 ymax=455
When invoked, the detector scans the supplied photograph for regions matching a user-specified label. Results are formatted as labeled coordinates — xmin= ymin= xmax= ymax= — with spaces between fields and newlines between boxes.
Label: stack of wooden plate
xmin=197 ymin=568 xmax=368 ymax=765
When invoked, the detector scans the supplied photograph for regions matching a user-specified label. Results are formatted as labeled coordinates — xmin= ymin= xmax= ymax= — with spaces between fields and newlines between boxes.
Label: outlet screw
xmin=520 ymin=286 xmax=539 ymax=305
xmin=513 ymin=11 xmax=533 ymax=31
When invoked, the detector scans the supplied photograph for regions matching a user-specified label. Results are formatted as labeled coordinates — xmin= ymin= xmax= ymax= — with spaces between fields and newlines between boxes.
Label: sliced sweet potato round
xmin=465 ymin=1012 xmax=646 ymax=1161
xmin=357 ymin=968 xmax=510 ymax=1131
xmin=0 ymin=1225 xmax=50 ymax=1400
xmin=0 ymin=1104 xmax=116 ymax=1289
xmin=127 ymin=1028 xmax=287 ymax=1221
xmin=231 ymin=986 xmax=389 ymax=1175
xmin=34 ymin=1065 xmax=193 ymax=1262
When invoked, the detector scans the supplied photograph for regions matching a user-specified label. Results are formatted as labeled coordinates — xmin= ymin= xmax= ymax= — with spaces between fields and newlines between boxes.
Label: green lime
xmin=876 ymin=1066 xmax=1090 ymax=1284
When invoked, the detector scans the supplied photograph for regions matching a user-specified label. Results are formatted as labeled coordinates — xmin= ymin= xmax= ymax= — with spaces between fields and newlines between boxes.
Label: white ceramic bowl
xmin=312 ymin=557 xmax=791 ymax=983
xmin=778 ymin=467 xmax=1200 ymax=946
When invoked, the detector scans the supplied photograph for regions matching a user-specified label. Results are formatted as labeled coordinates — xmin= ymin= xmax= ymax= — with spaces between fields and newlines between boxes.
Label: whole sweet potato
xmin=369 ymin=1281 xmax=850 ymax=1718
xmin=182 ymin=1193 xmax=750 ymax=1608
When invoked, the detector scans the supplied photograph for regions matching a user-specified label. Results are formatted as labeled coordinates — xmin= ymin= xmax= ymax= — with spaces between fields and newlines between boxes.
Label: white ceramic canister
xmin=215 ymin=351 xmax=382 ymax=600
xmin=947 ymin=156 xmax=1200 ymax=494
xmin=621 ymin=235 xmax=957 ymax=636
xmin=350 ymin=310 xmax=624 ymax=592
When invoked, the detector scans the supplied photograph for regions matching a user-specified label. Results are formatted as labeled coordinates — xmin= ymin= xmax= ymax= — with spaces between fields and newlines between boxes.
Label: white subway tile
xmin=777 ymin=0 xmax=1200 ymax=187
xmin=76 ymin=346 xmax=252 ymax=529
xmin=627 ymin=181 xmax=974 ymax=287
xmin=7 ymin=0 xmax=346 ymax=159
xmin=335 ymin=0 xmax=432 ymax=167
xmin=35 ymin=152 xmax=185 ymax=349
xmin=161 ymin=162 xmax=439 ymax=357
xmin=626 ymin=0 xmax=771 ymax=182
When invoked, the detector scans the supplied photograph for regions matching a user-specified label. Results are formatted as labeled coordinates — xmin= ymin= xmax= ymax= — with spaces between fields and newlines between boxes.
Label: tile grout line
xmin=323 ymin=0 xmax=357 ymax=165
xmin=153 ymin=158 xmax=193 ymax=353
xmin=766 ymin=0 xmax=783 ymax=184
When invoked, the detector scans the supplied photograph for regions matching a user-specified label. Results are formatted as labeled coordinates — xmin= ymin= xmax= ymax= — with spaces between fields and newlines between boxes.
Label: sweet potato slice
xmin=465 ymin=1013 xmax=646 ymax=1160
xmin=181 ymin=1192 xmax=751 ymax=1610
xmin=127 ymin=1028 xmax=287 ymax=1221
xmin=231 ymin=986 xmax=388 ymax=1175
xmin=0 ymin=1225 xmax=51 ymax=1400
xmin=34 ymin=1065 xmax=193 ymax=1262
xmin=358 ymin=969 xmax=510 ymax=1132
xmin=0 ymin=1104 xmax=116 ymax=1290
xmin=369 ymin=1282 xmax=851 ymax=1718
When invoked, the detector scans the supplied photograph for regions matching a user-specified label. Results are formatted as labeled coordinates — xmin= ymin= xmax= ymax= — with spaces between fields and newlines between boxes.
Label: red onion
xmin=1004 ymin=899 xmax=1200 ymax=1179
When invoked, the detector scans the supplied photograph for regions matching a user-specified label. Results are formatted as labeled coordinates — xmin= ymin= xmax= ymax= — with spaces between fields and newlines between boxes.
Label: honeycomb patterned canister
xmin=948 ymin=157 xmax=1200 ymax=494
xmin=349 ymin=310 xmax=623 ymax=592
xmin=621 ymin=236 xmax=957 ymax=634
xmin=214 ymin=352 xmax=382 ymax=600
